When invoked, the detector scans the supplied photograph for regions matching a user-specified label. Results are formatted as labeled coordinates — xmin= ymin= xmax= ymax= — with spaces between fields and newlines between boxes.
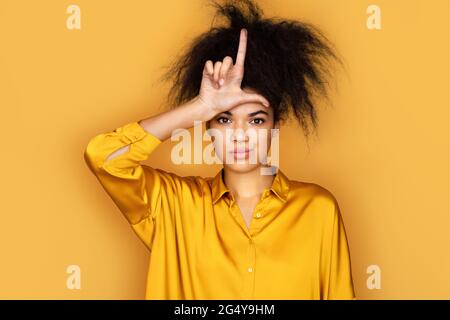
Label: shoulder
xmin=288 ymin=177 xmax=338 ymax=205
xmin=141 ymin=165 xmax=205 ymax=192
xmin=287 ymin=177 xmax=340 ymax=222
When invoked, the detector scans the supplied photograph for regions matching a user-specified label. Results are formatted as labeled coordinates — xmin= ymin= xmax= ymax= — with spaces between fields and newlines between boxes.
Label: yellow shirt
xmin=84 ymin=121 xmax=356 ymax=300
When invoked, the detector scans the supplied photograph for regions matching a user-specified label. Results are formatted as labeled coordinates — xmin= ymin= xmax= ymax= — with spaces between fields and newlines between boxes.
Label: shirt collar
xmin=210 ymin=167 xmax=290 ymax=205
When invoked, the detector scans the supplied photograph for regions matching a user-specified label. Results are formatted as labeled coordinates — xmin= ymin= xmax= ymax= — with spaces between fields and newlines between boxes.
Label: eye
xmin=217 ymin=117 xmax=231 ymax=125
xmin=250 ymin=118 xmax=265 ymax=125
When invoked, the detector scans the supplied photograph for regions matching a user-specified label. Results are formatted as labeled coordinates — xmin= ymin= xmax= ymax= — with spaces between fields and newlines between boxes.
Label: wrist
xmin=188 ymin=95 xmax=216 ymax=122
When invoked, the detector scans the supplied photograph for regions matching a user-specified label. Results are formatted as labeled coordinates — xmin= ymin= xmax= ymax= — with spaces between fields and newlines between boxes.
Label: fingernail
xmin=219 ymin=78 xmax=224 ymax=86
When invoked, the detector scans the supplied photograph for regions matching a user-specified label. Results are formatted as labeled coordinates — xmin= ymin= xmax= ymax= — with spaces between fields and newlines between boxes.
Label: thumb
xmin=239 ymin=92 xmax=270 ymax=108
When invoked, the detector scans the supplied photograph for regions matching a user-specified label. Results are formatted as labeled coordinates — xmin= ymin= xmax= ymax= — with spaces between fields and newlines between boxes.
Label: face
xmin=206 ymin=87 xmax=279 ymax=174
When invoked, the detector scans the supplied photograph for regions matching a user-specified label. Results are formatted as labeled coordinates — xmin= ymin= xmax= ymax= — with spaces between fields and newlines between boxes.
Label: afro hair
xmin=160 ymin=0 xmax=344 ymax=138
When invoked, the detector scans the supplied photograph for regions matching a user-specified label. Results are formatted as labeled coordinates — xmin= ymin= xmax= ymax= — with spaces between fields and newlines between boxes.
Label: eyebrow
xmin=219 ymin=110 xmax=269 ymax=117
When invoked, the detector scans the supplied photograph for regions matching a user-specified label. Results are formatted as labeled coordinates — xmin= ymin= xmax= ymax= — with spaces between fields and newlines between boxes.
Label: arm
xmin=322 ymin=199 xmax=356 ymax=300
xmin=83 ymin=98 xmax=209 ymax=250
xmin=102 ymin=96 xmax=211 ymax=162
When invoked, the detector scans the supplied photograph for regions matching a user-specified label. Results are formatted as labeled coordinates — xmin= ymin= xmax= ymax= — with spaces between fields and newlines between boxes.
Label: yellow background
xmin=1 ymin=0 xmax=449 ymax=299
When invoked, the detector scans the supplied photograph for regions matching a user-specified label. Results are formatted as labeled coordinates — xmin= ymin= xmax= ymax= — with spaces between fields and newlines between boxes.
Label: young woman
xmin=84 ymin=0 xmax=355 ymax=300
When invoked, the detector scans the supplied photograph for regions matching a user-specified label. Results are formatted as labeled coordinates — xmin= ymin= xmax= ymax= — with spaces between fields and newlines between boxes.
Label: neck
xmin=223 ymin=166 xmax=275 ymax=200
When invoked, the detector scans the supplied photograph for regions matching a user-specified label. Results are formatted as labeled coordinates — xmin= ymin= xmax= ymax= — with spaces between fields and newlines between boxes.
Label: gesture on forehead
xmin=197 ymin=28 xmax=270 ymax=119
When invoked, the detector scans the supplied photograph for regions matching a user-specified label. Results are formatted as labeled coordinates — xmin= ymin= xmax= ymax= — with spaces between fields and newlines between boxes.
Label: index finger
xmin=235 ymin=28 xmax=247 ymax=68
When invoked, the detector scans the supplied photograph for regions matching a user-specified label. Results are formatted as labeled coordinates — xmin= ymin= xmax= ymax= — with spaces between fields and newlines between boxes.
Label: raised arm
xmin=83 ymin=98 xmax=208 ymax=250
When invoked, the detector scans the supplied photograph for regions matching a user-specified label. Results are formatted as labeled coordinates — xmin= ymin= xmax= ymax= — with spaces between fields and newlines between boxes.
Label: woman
xmin=84 ymin=0 xmax=355 ymax=300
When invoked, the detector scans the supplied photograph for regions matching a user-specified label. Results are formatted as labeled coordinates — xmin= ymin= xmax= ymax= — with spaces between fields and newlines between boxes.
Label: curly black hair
xmin=159 ymin=0 xmax=344 ymax=138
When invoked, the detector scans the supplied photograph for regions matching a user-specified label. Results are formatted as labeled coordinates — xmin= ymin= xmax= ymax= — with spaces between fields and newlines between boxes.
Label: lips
xmin=231 ymin=148 xmax=252 ymax=153
xmin=229 ymin=147 xmax=253 ymax=160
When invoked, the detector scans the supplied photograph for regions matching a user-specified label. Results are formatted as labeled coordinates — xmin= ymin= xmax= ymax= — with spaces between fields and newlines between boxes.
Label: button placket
xmin=243 ymin=236 xmax=256 ymax=299
xmin=249 ymin=193 xmax=270 ymax=235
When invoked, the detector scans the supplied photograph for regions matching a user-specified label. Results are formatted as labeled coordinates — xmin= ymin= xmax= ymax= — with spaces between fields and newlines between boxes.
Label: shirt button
xmin=247 ymin=267 xmax=253 ymax=273
xmin=255 ymin=212 xmax=262 ymax=218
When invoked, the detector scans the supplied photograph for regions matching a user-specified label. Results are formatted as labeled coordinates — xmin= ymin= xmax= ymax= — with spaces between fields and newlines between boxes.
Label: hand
xmin=196 ymin=28 xmax=270 ymax=120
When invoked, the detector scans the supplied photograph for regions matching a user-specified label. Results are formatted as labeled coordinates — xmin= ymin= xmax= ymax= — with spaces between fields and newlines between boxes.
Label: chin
xmin=223 ymin=163 xmax=262 ymax=174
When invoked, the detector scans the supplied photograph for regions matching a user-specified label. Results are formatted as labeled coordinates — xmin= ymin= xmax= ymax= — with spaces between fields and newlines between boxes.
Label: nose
xmin=230 ymin=127 xmax=249 ymax=143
